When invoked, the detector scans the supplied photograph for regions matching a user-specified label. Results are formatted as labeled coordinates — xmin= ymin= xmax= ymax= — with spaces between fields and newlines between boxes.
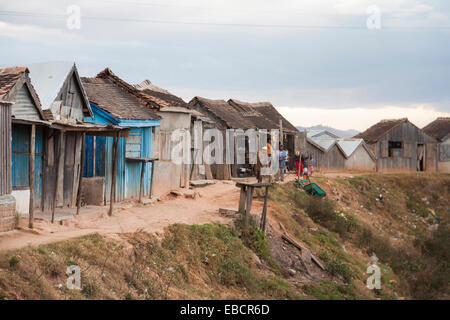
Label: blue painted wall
xmin=84 ymin=102 xmax=159 ymax=201
xmin=11 ymin=124 xmax=44 ymax=208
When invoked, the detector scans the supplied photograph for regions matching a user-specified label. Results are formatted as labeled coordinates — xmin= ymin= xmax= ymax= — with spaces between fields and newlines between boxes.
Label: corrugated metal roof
xmin=306 ymin=129 xmax=339 ymax=139
xmin=336 ymin=139 xmax=363 ymax=158
xmin=27 ymin=61 xmax=74 ymax=109
xmin=310 ymin=137 xmax=336 ymax=152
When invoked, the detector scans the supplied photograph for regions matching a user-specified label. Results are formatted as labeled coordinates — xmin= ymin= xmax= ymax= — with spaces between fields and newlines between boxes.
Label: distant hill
xmin=296 ymin=125 xmax=359 ymax=138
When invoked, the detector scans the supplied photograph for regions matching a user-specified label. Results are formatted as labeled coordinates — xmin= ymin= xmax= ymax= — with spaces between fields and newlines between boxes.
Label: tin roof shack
xmin=355 ymin=118 xmax=438 ymax=172
xmin=338 ymin=139 xmax=376 ymax=171
xmin=306 ymin=137 xmax=345 ymax=172
xmin=0 ymin=67 xmax=49 ymax=224
xmin=0 ymin=98 xmax=15 ymax=232
xmin=228 ymin=99 xmax=303 ymax=170
xmin=134 ymin=80 xmax=195 ymax=196
xmin=188 ymin=97 xmax=255 ymax=179
xmin=423 ymin=117 xmax=450 ymax=173
xmin=27 ymin=62 xmax=125 ymax=222
xmin=305 ymin=131 xmax=376 ymax=172
xmin=82 ymin=70 xmax=161 ymax=204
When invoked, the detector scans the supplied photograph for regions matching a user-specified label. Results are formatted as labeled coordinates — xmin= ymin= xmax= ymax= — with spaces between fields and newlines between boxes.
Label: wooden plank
xmin=236 ymin=182 xmax=272 ymax=188
xmin=260 ymin=186 xmax=269 ymax=232
xmin=281 ymin=233 xmax=325 ymax=270
xmin=76 ymin=133 xmax=86 ymax=215
xmin=238 ymin=186 xmax=247 ymax=214
xmin=56 ymin=131 xmax=66 ymax=207
xmin=139 ymin=161 xmax=145 ymax=203
xmin=279 ymin=119 xmax=283 ymax=146
xmin=52 ymin=131 xmax=64 ymax=223
xmin=28 ymin=124 xmax=35 ymax=228
xmin=149 ymin=160 xmax=155 ymax=199
xmin=109 ymin=133 xmax=119 ymax=216
xmin=219 ymin=208 xmax=239 ymax=216
xmin=245 ymin=186 xmax=253 ymax=228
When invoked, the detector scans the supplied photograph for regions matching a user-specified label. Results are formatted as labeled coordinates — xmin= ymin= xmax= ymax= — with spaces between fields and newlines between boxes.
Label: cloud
xmin=0 ymin=0 xmax=449 ymax=114
xmin=277 ymin=104 xmax=450 ymax=131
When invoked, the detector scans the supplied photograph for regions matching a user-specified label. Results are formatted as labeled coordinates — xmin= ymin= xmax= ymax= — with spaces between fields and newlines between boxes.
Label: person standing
xmin=276 ymin=145 xmax=287 ymax=182
xmin=294 ymin=151 xmax=301 ymax=177
xmin=302 ymin=154 xmax=309 ymax=181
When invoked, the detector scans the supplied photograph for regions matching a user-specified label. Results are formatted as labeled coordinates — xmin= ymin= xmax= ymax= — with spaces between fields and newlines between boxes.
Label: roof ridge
xmin=0 ymin=67 xmax=29 ymax=75
xmin=380 ymin=118 xmax=407 ymax=123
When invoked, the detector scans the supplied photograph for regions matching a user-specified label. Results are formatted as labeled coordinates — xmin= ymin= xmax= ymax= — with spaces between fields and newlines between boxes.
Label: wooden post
xmin=149 ymin=160 xmax=154 ymax=199
xmin=238 ymin=186 xmax=247 ymax=214
xmin=260 ymin=186 xmax=269 ymax=232
xmin=279 ymin=119 xmax=283 ymax=147
xmin=52 ymin=130 xmax=64 ymax=223
xmin=139 ymin=161 xmax=145 ymax=203
xmin=109 ymin=132 xmax=119 ymax=216
xmin=28 ymin=124 xmax=35 ymax=229
xmin=76 ymin=133 xmax=86 ymax=215
xmin=244 ymin=186 xmax=253 ymax=228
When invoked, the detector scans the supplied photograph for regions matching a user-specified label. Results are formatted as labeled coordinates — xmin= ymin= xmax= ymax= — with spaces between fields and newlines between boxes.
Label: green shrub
xmin=9 ymin=256 xmax=20 ymax=269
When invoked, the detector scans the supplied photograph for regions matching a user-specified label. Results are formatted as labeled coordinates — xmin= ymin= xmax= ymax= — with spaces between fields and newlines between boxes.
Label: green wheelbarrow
xmin=304 ymin=183 xmax=327 ymax=197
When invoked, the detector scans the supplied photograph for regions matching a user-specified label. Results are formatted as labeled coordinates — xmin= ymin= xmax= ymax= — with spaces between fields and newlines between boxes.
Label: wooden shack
xmin=423 ymin=117 xmax=450 ymax=173
xmin=305 ymin=130 xmax=376 ymax=172
xmin=82 ymin=69 xmax=161 ymax=203
xmin=0 ymin=67 xmax=49 ymax=218
xmin=0 ymin=98 xmax=15 ymax=232
xmin=134 ymin=80 xmax=199 ymax=195
xmin=188 ymin=97 xmax=255 ymax=179
xmin=355 ymin=118 xmax=438 ymax=172
xmin=24 ymin=62 xmax=128 ymax=223
xmin=228 ymin=99 xmax=302 ymax=170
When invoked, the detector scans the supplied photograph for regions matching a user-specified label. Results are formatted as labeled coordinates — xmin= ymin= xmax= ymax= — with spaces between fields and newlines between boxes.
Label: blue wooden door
xmin=11 ymin=124 xmax=43 ymax=208
xmin=34 ymin=126 xmax=43 ymax=208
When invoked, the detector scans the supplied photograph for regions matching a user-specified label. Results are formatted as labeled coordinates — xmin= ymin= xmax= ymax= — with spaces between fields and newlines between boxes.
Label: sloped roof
xmin=0 ymin=67 xmax=44 ymax=119
xmin=0 ymin=67 xmax=27 ymax=100
xmin=82 ymin=75 xmax=161 ymax=121
xmin=27 ymin=61 xmax=93 ymax=118
xmin=134 ymin=80 xmax=188 ymax=108
xmin=306 ymin=129 xmax=339 ymax=139
xmin=96 ymin=68 xmax=161 ymax=112
xmin=354 ymin=118 xmax=408 ymax=143
xmin=308 ymin=135 xmax=375 ymax=160
xmin=189 ymin=96 xmax=255 ymax=129
xmin=238 ymin=100 xmax=298 ymax=133
xmin=227 ymin=99 xmax=279 ymax=130
xmin=27 ymin=62 xmax=74 ymax=109
xmin=336 ymin=139 xmax=364 ymax=158
xmin=423 ymin=117 xmax=450 ymax=141
xmin=309 ymin=137 xmax=336 ymax=152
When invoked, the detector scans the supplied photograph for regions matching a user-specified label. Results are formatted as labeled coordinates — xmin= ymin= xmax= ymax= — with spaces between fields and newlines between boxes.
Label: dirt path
xmin=0 ymin=181 xmax=242 ymax=251
xmin=0 ymin=174 xmax=300 ymax=251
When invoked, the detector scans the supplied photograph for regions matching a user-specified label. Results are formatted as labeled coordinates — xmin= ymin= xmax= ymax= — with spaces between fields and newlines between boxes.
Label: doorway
xmin=417 ymin=144 xmax=425 ymax=171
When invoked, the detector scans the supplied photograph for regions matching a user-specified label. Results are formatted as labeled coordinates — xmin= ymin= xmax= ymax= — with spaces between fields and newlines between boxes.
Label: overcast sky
xmin=0 ymin=0 xmax=449 ymax=130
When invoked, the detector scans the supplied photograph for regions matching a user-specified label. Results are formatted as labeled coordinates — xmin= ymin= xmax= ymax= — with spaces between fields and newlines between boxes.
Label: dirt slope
xmin=0 ymin=173 xmax=448 ymax=300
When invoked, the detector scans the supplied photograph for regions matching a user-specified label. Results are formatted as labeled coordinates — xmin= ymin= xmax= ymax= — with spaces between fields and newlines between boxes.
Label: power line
xmin=0 ymin=10 xmax=449 ymax=30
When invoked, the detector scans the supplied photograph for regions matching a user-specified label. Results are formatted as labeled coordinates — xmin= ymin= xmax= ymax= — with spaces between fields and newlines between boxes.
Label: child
xmin=302 ymin=155 xmax=309 ymax=181
xmin=294 ymin=151 xmax=300 ymax=177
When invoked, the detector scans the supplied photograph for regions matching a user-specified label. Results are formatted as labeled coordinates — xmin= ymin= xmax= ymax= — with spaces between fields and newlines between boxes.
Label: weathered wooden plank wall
xmin=0 ymin=103 xmax=12 ymax=195
xmin=375 ymin=122 xmax=438 ymax=172
xmin=11 ymin=86 xmax=41 ymax=121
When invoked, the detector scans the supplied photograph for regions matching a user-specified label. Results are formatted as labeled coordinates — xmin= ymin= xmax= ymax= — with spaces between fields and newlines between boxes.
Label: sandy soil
xmin=0 ymin=173 xmax=303 ymax=251
xmin=0 ymin=181 xmax=239 ymax=251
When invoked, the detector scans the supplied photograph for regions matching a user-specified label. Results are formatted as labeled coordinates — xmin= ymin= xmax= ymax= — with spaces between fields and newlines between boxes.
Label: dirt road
xmin=0 ymin=173 xmax=301 ymax=251
xmin=0 ymin=181 xmax=243 ymax=251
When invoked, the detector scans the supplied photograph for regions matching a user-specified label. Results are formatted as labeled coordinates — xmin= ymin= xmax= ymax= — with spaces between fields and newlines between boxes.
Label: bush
xmin=9 ymin=256 xmax=20 ymax=269
xmin=296 ymin=196 xmax=357 ymax=240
